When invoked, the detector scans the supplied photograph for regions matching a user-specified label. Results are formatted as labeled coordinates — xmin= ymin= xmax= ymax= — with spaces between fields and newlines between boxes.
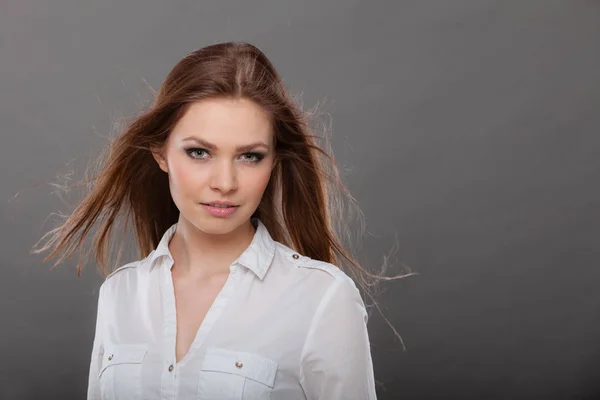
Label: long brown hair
xmin=32 ymin=42 xmax=414 ymax=347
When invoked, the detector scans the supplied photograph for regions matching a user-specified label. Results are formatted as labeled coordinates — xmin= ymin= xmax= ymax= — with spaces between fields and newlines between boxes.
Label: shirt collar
xmin=146 ymin=217 xmax=276 ymax=280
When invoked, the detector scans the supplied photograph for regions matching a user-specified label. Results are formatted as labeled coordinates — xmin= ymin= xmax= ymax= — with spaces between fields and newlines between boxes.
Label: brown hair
xmin=32 ymin=42 xmax=414 ymax=346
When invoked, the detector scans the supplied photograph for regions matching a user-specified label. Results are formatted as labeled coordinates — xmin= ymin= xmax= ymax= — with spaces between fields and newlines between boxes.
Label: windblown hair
xmin=32 ymin=42 xmax=413 ymax=346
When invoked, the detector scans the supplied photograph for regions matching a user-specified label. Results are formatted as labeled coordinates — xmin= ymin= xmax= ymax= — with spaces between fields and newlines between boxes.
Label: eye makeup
xmin=184 ymin=148 xmax=265 ymax=163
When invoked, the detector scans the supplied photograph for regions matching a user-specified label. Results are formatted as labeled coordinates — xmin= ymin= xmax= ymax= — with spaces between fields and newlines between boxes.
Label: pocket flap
xmin=99 ymin=343 xmax=148 ymax=376
xmin=201 ymin=347 xmax=278 ymax=388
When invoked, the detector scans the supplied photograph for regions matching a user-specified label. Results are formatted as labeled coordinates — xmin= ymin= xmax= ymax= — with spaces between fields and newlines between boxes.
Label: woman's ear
xmin=151 ymin=146 xmax=168 ymax=173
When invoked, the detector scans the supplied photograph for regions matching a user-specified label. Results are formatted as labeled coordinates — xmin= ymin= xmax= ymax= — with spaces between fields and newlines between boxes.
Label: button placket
xmin=161 ymin=257 xmax=178 ymax=400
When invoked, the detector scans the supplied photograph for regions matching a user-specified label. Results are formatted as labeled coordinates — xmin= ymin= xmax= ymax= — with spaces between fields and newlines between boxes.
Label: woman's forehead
xmin=170 ymin=98 xmax=274 ymax=147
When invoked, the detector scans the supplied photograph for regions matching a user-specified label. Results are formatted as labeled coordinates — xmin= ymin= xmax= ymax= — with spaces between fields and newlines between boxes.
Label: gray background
xmin=1 ymin=0 xmax=599 ymax=399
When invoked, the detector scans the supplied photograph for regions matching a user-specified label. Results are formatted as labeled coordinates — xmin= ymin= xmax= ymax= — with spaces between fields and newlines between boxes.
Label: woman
xmin=34 ymin=42 xmax=396 ymax=399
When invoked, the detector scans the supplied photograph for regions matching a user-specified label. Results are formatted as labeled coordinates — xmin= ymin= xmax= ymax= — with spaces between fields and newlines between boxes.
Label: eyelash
xmin=184 ymin=148 xmax=265 ymax=164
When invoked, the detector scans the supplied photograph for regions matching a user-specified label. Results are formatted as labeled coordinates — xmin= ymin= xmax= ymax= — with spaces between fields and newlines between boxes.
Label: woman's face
xmin=153 ymin=97 xmax=275 ymax=235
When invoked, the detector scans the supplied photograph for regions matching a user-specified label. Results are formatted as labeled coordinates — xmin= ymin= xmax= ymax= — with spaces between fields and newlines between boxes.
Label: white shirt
xmin=87 ymin=218 xmax=377 ymax=400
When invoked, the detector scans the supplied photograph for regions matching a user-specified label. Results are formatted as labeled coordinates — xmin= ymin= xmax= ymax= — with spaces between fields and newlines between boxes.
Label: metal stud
xmin=235 ymin=361 xmax=243 ymax=369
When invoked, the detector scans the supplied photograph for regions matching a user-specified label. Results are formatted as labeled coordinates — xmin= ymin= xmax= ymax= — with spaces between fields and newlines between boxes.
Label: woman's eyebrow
xmin=182 ymin=136 xmax=269 ymax=152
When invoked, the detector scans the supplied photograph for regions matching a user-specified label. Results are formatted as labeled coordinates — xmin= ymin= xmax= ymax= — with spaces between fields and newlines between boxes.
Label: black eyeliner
xmin=184 ymin=147 xmax=265 ymax=163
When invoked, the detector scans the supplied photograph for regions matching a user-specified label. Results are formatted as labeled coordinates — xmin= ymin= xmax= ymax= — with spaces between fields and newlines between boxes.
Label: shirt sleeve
xmin=299 ymin=277 xmax=377 ymax=400
xmin=87 ymin=283 xmax=106 ymax=400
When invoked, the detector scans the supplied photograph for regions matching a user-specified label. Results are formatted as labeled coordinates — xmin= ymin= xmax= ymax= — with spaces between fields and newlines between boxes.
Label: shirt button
xmin=235 ymin=361 xmax=243 ymax=369
xmin=108 ymin=354 xmax=113 ymax=361
xmin=168 ymin=364 xmax=174 ymax=372
xmin=292 ymin=254 xmax=299 ymax=259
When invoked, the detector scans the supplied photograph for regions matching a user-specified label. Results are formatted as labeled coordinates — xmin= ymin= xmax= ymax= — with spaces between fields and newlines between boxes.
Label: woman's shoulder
xmin=100 ymin=251 xmax=155 ymax=290
xmin=273 ymin=241 xmax=357 ymax=288
xmin=270 ymin=242 xmax=365 ymax=317
xmin=105 ymin=260 xmax=142 ymax=280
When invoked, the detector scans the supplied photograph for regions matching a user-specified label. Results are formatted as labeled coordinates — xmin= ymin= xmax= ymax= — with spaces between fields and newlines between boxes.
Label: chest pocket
xmin=198 ymin=347 xmax=278 ymax=400
xmin=98 ymin=343 xmax=148 ymax=400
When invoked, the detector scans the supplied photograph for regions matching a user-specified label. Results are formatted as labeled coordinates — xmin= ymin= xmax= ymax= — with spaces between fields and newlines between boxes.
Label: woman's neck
xmin=168 ymin=217 xmax=256 ymax=280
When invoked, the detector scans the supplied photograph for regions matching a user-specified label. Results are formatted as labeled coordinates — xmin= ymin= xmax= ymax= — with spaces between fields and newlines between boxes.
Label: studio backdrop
xmin=1 ymin=0 xmax=599 ymax=399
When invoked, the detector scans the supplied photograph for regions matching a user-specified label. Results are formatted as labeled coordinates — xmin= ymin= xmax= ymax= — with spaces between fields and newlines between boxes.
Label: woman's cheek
xmin=169 ymin=164 xmax=200 ymax=200
xmin=247 ymin=165 xmax=271 ymax=193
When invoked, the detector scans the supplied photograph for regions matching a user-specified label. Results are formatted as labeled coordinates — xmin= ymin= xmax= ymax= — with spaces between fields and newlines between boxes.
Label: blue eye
xmin=242 ymin=153 xmax=265 ymax=163
xmin=184 ymin=148 xmax=265 ymax=164
xmin=185 ymin=148 xmax=208 ymax=159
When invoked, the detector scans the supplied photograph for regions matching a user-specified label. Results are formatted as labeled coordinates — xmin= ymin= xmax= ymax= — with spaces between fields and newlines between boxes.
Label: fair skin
xmin=152 ymin=97 xmax=275 ymax=362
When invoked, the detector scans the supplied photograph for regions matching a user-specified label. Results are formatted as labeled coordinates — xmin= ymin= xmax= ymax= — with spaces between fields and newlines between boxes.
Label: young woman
xmin=34 ymin=42 xmax=397 ymax=399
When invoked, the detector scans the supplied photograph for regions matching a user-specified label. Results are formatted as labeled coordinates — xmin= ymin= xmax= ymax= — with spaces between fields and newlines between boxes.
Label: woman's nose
xmin=209 ymin=160 xmax=237 ymax=193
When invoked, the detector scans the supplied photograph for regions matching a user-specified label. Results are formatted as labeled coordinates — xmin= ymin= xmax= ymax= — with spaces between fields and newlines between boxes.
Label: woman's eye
xmin=186 ymin=148 xmax=207 ymax=159
xmin=185 ymin=148 xmax=264 ymax=163
xmin=242 ymin=153 xmax=264 ymax=163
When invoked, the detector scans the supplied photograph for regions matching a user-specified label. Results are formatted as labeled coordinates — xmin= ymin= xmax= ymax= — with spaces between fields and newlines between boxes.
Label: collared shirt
xmin=87 ymin=218 xmax=377 ymax=400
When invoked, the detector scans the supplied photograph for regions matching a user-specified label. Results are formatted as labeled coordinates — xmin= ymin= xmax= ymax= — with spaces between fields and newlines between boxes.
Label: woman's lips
xmin=201 ymin=203 xmax=239 ymax=217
